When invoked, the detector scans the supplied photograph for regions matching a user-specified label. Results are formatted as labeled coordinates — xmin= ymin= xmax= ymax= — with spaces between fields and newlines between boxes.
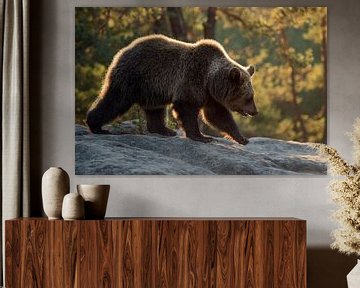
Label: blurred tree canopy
xmin=76 ymin=7 xmax=327 ymax=143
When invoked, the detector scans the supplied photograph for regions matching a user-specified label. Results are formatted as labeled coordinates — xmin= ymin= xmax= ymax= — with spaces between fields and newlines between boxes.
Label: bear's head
xmin=210 ymin=64 xmax=258 ymax=117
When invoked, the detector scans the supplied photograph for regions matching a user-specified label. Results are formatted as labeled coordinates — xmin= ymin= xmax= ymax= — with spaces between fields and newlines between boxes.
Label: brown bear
xmin=86 ymin=34 xmax=258 ymax=144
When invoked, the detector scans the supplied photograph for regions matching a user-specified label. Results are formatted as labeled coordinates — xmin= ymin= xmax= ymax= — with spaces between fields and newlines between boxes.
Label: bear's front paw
xmin=236 ymin=136 xmax=249 ymax=145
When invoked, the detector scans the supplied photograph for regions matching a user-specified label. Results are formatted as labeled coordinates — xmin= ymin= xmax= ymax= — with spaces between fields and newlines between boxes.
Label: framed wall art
xmin=75 ymin=7 xmax=327 ymax=175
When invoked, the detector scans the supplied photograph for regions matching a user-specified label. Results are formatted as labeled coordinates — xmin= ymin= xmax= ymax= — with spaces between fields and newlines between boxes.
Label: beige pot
xmin=62 ymin=192 xmax=85 ymax=220
xmin=42 ymin=167 xmax=70 ymax=219
xmin=77 ymin=184 xmax=110 ymax=219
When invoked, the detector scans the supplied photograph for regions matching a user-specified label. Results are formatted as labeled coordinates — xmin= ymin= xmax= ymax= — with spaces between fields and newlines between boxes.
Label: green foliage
xmin=75 ymin=7 xmax=327 ymax=143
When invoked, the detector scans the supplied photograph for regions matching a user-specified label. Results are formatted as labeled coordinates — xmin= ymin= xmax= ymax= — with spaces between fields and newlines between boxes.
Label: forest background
xmin=75 ymin=7 xmax=327 ymax=143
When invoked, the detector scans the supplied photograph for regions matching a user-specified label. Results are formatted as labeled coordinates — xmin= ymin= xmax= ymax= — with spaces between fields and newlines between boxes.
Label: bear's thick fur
xmin=86 ymin=34 xmax=257 ymax=144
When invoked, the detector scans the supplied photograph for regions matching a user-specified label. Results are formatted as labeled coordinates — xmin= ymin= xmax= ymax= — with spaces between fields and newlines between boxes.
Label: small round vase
xmin=62 ymin=192 xmax=85 ymax=220
xmin=77 ymin=184 xmax=110 ymax=219
xmin=42 ymin=167 xmax=70 ymax=219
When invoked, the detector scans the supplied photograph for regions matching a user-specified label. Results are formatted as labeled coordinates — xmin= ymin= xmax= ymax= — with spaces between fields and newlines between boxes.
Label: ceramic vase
xmin=42 ymin=167 xmax=70 ymax=219
xmin=77 ymin=184 xmax=110 ymax=219
xmin=62 ymin=192 xmax=85 ymax=220
xmin=347 ymin=259 xmax=360 ymax=288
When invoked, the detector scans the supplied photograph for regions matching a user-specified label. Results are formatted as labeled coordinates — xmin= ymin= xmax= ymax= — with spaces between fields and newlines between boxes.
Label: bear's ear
xmin=247 ymin=65 xmax=255 ymax=76
xmin=229 ymin=67 xmax=241 ymax=83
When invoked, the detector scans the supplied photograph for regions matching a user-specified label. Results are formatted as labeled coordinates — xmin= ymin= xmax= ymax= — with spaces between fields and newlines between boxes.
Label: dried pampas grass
xmin=317 ymin=118 xmax=360 ymax=256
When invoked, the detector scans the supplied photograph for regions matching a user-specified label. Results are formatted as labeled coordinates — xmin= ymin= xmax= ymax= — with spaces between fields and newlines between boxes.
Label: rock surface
xmin=75 ymin=123 xmax=327 ymax=175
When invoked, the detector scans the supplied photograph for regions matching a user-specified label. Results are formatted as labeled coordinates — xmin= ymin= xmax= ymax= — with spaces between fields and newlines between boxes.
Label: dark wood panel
xmin=22 ymin=220 xmax=47 ymax=287
xmin=83 ymin=220 xmax=115 ymax=287
xmin=63 ymin=221 xmax=80 ymax=288
xmin=5 ymin=221 xmax=21 ymax=288
xmin=297 ymin=221 xmax=307 ymax=287
xmin=216 ymin=220 xmax=233 ymax=287
xmin=5 ymin=218 xmax=306 ymax=288
xmin=47 ymin=220 xmax=63 ymax=288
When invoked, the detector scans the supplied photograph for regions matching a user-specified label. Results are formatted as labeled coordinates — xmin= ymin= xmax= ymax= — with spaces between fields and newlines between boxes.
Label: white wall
xmin=33 ymin=0 xmax=360 ymax=247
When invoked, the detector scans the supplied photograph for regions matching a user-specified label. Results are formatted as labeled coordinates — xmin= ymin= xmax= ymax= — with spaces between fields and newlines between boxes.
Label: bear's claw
xmin=236 ymin=137 xmax=249 ymax=145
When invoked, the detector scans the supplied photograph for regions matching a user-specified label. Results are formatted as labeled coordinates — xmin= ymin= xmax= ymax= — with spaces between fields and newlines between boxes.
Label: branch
xmin=219 ymin=9 xmax=249 ymax=29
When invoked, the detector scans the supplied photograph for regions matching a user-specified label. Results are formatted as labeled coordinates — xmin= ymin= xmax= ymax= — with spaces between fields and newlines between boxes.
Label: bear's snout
xmin=243 ymin=100 xmax=258 ymax=117
xmin=238 ymin=108 xmax=258 ymax=117
xmin=249 ymin=110 xmax=258 ymax=116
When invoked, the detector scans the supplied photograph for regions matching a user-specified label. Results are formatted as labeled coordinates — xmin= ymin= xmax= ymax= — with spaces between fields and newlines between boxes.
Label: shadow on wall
xmin=29 ymin=0 xmax=45 ymax=216
xmin=308 ymin=248 xmax=357 ymax=288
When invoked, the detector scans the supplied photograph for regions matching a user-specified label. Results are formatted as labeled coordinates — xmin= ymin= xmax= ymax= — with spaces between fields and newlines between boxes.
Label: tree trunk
xmin=153 ymin=8 xmax=167 ymax=35
xmin=203 ymin=7 xmax=217 ymax=39
xmin=289 ymin=65 xmax=308 ymax=142
xmin=166 ymin=7 xmax=187 ymax=41
xmin=280 ymin=29 xmax=308 ymax=142
xmin=200 ymin=7 xmax=220 ymax=136
xmin=165 ymin=8 xmax=188 ymax=128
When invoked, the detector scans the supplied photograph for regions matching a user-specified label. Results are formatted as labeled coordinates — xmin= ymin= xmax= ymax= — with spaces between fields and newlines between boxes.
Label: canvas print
xmin=75 ymin=7 xmax=327 ymax=175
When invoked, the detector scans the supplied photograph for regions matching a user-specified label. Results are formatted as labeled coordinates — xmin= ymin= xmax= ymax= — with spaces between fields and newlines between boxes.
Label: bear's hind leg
xmin=86 ymin=94 xmax=133 ymax=134
xmin=145 ymin=108 xmax=177 ymax=136
xmin=172 ymin=101 xmax=212 ymax=143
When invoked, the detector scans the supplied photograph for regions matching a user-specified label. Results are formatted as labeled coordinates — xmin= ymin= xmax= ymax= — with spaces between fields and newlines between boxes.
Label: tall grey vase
xmin=42 ymin=167 xmax=70 ymax=219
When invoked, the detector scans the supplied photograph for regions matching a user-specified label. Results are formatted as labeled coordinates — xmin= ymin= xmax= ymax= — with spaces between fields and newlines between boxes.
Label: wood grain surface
xmin=5 ymin=218 xmax=306 ymax=288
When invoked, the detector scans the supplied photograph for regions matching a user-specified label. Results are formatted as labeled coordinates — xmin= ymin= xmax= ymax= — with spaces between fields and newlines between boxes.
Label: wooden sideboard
xmin=5 ymin=218 xmax=306 ymax=287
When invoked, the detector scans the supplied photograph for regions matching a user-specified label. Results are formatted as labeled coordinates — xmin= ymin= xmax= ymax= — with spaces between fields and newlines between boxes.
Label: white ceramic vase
xmin=347 ymin=260 xmax=360 ymax=288
xmin=42 ymin=167 xmax=70 ymax=219
xmin=77 ymin=184 xmax=110 ymax=219
xmin=62 ymin=192 xmax=85 ymax=220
